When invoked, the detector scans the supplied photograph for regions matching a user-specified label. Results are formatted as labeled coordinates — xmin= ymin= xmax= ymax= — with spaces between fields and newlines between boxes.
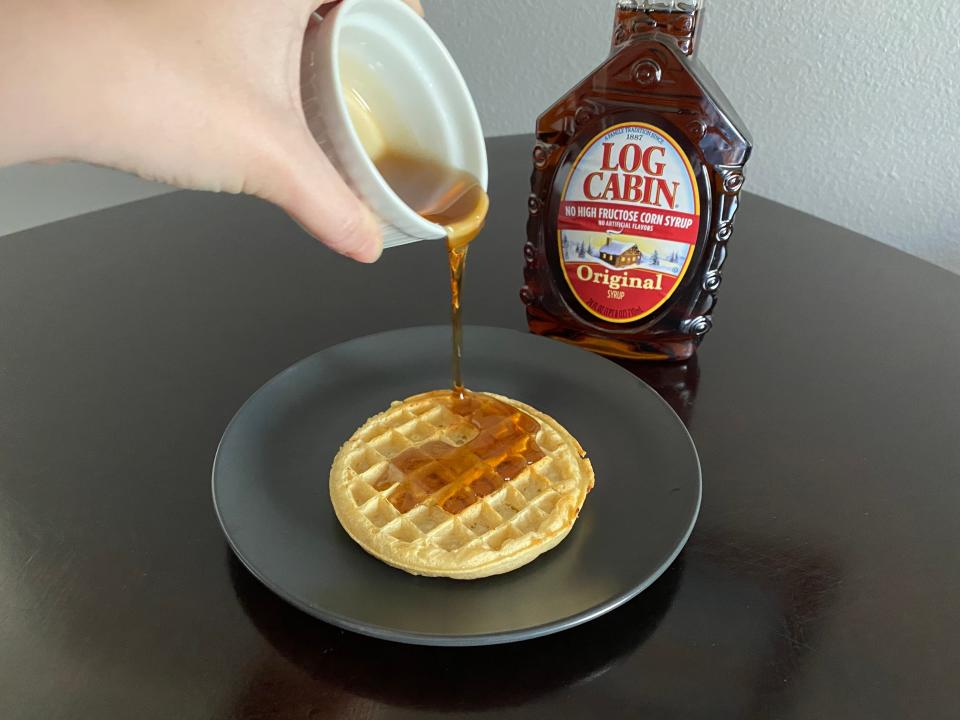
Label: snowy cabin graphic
xmin=598 ymin=239 xmax=641 ymax=268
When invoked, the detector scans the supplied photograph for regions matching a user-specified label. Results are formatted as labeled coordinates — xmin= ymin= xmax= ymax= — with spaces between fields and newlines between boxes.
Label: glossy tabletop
xmin=1 ymin=135 xmax=958 ymax=719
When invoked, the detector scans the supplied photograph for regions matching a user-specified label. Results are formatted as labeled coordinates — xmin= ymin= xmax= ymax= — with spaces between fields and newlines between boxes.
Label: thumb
xmin=258 ymin=125 xmax=383 ymax=263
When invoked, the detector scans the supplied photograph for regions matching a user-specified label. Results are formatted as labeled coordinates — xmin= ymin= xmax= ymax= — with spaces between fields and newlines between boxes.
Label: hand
xmin=0 ymin=0 xmax=424 ymax=262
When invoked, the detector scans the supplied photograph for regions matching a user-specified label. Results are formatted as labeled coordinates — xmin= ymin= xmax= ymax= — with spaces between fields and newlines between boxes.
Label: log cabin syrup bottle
xmin=522 ymin=0 xmax=752 ymax=360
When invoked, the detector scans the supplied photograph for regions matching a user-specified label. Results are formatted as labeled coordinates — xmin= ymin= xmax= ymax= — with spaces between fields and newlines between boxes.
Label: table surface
xmin=1 ymin=135 xmax=958 ymax=720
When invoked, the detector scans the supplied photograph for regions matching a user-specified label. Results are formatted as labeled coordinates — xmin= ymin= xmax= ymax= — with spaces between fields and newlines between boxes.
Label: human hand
xmin=0 ymin=0 xmax=424 ymax=262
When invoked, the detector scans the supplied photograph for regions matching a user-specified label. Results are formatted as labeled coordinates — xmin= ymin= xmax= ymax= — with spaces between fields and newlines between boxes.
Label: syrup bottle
xmin=522 ymin=0 xmax=752 ymax=361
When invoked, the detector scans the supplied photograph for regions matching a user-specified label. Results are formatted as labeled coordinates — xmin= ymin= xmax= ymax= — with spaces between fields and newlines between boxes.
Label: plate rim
xmin=212 ymin=324 xmax=702 ymax=646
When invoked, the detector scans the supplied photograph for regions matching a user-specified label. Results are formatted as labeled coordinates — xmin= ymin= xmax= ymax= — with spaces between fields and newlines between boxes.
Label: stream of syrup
xmin=341 ymin=55 xmax=487 ymax=393
xmin=343 ymin=63 xmax=545 ymax=516
xmin=369 ymin=150 xmax=488 ymax=394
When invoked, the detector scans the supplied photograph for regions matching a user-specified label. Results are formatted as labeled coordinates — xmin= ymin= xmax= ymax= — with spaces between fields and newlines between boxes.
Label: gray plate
xmin=212 ymin=325 xmax=701 ymax=646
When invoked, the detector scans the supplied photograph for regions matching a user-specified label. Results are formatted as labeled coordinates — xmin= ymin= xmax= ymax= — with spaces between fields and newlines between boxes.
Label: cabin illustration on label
xmin=598 ymin=239 xmax=641 ymax=268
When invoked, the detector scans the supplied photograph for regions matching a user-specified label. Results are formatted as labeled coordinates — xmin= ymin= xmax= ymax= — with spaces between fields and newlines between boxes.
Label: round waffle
xmin=329 ymin=389 xmax=594 ymax=579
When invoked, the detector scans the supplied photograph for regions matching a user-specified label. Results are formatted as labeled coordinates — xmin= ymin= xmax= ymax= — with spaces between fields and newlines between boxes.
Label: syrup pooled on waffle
xmin=329 ymin=390 xmax=594 ymax=579
xmin=374 ymin=391 xmax=545 ymax=516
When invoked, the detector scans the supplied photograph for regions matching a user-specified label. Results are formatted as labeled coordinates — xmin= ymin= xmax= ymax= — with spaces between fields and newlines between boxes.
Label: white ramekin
xmin=301 ymin=0 xmax=488 ymax=249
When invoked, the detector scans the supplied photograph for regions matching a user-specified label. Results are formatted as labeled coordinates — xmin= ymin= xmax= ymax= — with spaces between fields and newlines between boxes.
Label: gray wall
xmin=0 ymin=162 xmax=173 ymax=237
xmin=3 ymin=0 xmax=958 ymax=274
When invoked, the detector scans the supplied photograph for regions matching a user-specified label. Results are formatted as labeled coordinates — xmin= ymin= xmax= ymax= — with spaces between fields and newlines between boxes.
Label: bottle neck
xmin=612 ymin=1 xmax=702 ymax=57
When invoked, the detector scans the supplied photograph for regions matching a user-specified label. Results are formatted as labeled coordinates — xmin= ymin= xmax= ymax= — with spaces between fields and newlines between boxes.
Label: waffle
xmin=329 ymin=389 xmax=594 ymax=579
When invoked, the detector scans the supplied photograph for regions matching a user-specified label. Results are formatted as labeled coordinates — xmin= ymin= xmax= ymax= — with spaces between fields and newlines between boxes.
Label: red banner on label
xmin=564 ymin=261 xmax=680 ymax=321
xmin=558 ymin=201 xmax=698 ymax=244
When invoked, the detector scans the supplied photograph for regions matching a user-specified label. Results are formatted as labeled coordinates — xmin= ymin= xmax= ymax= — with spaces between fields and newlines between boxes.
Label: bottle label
xmin=557 ymin=122 xmax=700 ymax=323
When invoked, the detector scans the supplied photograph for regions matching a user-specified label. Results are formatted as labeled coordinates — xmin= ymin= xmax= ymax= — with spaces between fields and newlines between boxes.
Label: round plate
xmin=213 ymin=326 xmax=701 ymax=646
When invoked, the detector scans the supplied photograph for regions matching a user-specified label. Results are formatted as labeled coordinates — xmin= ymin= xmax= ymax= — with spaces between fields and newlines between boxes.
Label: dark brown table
xmin=1 ymin=135 xmax=958 ymax=719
